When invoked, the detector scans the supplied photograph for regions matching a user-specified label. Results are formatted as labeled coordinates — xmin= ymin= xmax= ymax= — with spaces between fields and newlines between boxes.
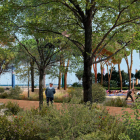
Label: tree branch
xmin=92 ymin=41 xmax=130 ymax=64
xmin=14 ymin=35 xmax=40 ymax=67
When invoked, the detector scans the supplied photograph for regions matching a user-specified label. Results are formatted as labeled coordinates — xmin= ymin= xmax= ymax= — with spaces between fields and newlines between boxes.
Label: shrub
xmin=35 ymin=103 xmax=126 ymax=140
xmin=0 ymin=103 xmax=5 ymax=110
xmin=0 ymin=92 xmax=9 ymax=98
xmin=68 ymin=88 xmax=83 ymax=103
xmin=0 ymin=115 xmax=41 ymax=140
xmin=30 ymin=107 xmax=39 ymax=116
xmin=110 ymin=80 xmax=118 ymax=87
xmin=92 ymin=83 xmax=106 ymax=103
xmin=104 ymin=97 xmax=127 ymax=107
xmin=0 ymin=87 xmax=5 ymax=93
xmin=0 ymin=115 xmax=12 ymax=139
xmin=1 ymin=102 xmax=128 ymax=140
xmin=9 ymin=86 xmax=22 ymax=99
xmin=71 ymin=82 xmax=82 ymax=87
xmin=119 ymin=102 xmax=140 ymax=140
xmin=5 ymin=101 xmax=22 ymax=115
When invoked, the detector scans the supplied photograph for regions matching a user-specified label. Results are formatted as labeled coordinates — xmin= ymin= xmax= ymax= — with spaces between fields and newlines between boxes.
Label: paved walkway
xmin=0 ymin=99 xmax=138 ymax=118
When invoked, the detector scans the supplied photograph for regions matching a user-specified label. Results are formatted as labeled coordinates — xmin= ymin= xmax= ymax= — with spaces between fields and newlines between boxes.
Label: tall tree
xmin=1 ymin=0 xmax=140 ymax=104
xmin=124 ymin=50 xmax=133 ymax=90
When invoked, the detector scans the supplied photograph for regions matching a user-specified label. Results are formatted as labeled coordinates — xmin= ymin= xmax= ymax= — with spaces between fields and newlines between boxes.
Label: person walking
xmin=45 ymin=83 xmax=56 ymax=106
xmin=125 ymin=89 xmax=134 ymax=102
xmin=133 ymin=89 xmax=140 ymax=100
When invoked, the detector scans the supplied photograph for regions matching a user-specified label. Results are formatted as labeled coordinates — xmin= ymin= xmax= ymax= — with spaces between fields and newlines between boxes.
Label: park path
xmin=0 ymin=99 xmax=137 ymax=118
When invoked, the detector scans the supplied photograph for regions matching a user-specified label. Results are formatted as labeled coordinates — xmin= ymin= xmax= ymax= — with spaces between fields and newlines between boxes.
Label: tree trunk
xmin=64 ymin=73 xmax=67 ymax=90
xmin=107 ymin=64 xmax=114 ymax=90
xmin=28 ymin=68 xmax=30 ymax=98
xmin=64 ymin=59 xmax=70 ymax=90
xmin=108 ymin=78 xmax=110 ymax=90
xmin=101 ymin=64 xmax=104 ymax=85
xmin=128 ymin=69 xmax=131 ymax=90
xmin=63 ymin=60 xmax=65 ymax=89
xmin=118 ymin=64 xmax=122 ymax=90
xmin=83 ymin=9 xmax=92 ymax=103
xmin=58 ymin=72 xmax=61 ymax=89
xmin=58 ymin=59 xmax=62 ymax=89
xmin=39 ymin=67 xmax=44 ymax=111
xmin=30 ymin=60 xmax=34 ymax=92
xmin=125 ymin=50 xmax=133 ymax=90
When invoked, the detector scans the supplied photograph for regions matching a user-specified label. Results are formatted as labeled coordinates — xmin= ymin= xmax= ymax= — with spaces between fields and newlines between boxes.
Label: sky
xmin=0 ymin=50 xmax=139 ymax=85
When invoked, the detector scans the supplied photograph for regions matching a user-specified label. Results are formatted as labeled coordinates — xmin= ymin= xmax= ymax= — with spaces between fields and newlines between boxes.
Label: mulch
xmin=0 ymin=99 xmax=138 ymax=118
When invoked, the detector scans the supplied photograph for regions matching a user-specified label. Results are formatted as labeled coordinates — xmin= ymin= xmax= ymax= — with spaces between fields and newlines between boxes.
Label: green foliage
xmin=5 ymin=101 xmax=22 ymax=115
xmin=120 ymin=101 xmax=140 ymax=140
xmin=75 ymin=69 xmax=83 ymax=80
xmin=0 ymin=103 xmax=5 ymax=110
xmin=118 ymin=133 xmax=131 ymax=140
xmin=30 ymin=107 xmax=39 ymax=116
xmin=104 ymin=98 xmax=127 ymax=107
xmin=92 ymin=84 xmax=106 ymax=103
xmin=33 ymin=103 xmax=125 ymax=140
xmin=68 ymin=87 xmax=83 ymax=103
xmin=54 ymin=95 xmax=70 ymax=103
xmin=0 ymin=116 xmax=12 ymax=140
xmin=0 ymin=87 xmax=5 ymax=93
xmin=8 ymin=86 xmax=22 ymax=99
xmin=0 ymin=92 xmax=9 ymax=98
xmin=135 ymin=70 xmax=140 ymax=80
xmin=110 ymin=80 xmax=118 ymax=87
xmin=0 ymin=115 xmax=41 ymax=140
xmin=71 ymin=82 xmax=82 ymax=87
xmin=0 ymin=48 xmax=15 ymax=76
xmin=0 ymin=101 xmax=128 ymax=140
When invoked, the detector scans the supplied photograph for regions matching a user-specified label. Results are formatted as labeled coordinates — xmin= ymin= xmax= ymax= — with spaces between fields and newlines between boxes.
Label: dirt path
xmin=0 ymin=98 xmax=137 ymax=118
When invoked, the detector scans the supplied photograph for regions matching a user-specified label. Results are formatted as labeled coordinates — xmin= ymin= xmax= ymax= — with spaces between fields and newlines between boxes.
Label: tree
xmin=135 ymin=70 xmax=140 ymax=80
xmin=46 ymin=47 xmax=82 ymax=90
xmin=1 ymin=0 xmax=140 ymax=104
xmin=15 ymin=62 xmax=31 ymax=97
xmin=15 ymin=39 xmax=65 ymax=110
xmin=0 ymin=48 xmax=15 ymax=76
xmin=49 ymin=0 xmax=140 ymax=103
xmin=12 ymin=41 xmax=37 ymax=93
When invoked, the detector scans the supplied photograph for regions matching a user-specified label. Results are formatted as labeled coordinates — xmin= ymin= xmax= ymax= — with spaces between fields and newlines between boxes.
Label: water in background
xmin=0 ymin=84 xmax=72 ymax=88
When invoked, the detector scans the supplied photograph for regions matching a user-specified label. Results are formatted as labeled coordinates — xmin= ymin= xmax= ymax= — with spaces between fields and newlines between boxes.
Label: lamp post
xmin=12 ymin=65 xmax=15 ymax=88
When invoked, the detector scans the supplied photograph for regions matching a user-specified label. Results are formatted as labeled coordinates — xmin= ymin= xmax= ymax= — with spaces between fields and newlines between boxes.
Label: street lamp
xmin=12 ymin=65 xmax=15 ymax=88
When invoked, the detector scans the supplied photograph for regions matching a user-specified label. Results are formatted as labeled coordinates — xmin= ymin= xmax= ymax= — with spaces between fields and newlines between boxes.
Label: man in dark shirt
xmin=125 ymin=89 xmax=134 ymax=102
xmin=45 ymin=83 xmax=56 ymax=106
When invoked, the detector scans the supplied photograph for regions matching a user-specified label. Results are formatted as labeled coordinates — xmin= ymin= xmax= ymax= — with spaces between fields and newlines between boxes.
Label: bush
xmin=68 ymin=87 xmax=83 ymax=103
xmin=71 ymin=82 xmax=82 ymax=87
xmin=1 ymin=102 xmax=128 ymax=140
xmin=0 ymin=92 xmax=9 ymax=98
xmin=0 ymin=115 xmax=41 ymax=140
xmin=0 ymin=87 xmax=5 ymax=93
xmin=119 ymin=101 xmax=140 ymax=140
xmin=34 ymin=103 xmax=126 ymax=140
xmin=110 ymin=80 xmax=118 ymax=87
xmin=9 ymin=86 xmax=22 ymax=99
xmin=54 ymin=96 xmax=70 ymax=103
xmin=0 ymin=103 xmax=5 ymax=110
xmin=92 ymin=83 xmax=106 ymax=103
xmin=5 ymin=101 xmax=22 ymax=115
xmin=104 ymin=97 xmax=127 ymax=107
